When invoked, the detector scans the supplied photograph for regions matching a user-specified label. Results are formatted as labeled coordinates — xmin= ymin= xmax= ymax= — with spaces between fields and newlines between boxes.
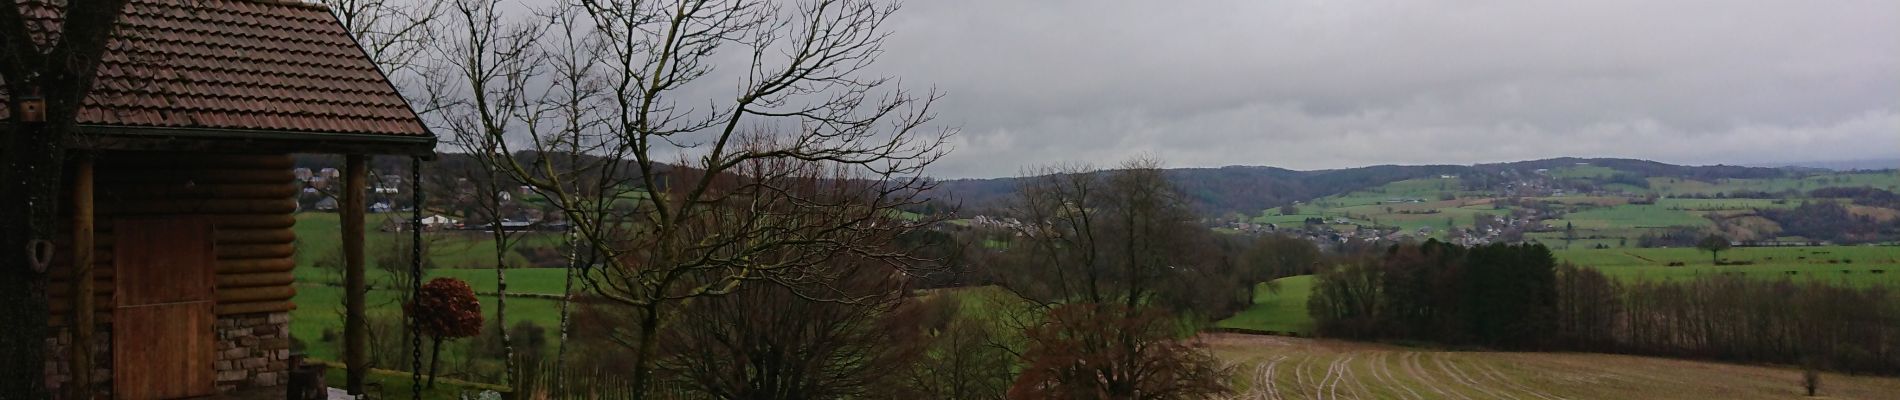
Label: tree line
xmin=1310 ymin=240 xmax=1900 ymax=374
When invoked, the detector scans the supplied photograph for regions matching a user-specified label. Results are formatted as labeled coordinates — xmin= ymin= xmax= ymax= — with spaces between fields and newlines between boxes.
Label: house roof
xmin=2 ymin=0 xmax=432 ymax=153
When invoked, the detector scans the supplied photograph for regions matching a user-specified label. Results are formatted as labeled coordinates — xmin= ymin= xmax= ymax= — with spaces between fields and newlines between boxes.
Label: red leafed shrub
xmin=407 ymin=277 xmax=485 ymax=339
xmin=405 ymin=277 xmax=483 ymax=387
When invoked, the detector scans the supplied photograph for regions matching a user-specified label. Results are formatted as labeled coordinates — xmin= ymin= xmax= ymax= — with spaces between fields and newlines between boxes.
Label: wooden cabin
xmin=3 ymin=0 xmax=434 ymax=397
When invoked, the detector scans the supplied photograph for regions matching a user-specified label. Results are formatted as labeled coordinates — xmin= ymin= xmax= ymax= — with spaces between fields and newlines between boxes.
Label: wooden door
xmin=113 ymin=218 xmax=216 ymax=399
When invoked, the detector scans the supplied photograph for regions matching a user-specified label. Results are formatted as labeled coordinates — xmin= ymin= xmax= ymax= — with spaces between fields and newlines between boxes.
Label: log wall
xmin=48 ymin=152 xmax=301 ymax=325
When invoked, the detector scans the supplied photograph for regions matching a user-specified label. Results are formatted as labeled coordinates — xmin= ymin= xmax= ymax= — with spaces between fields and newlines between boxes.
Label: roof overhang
xmin=20 ymin=124 xmax=440 ymax=157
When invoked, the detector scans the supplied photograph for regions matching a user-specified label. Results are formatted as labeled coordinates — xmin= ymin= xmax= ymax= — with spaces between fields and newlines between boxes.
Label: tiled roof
xmin=1 ymin=0 xmax=429 ymax=138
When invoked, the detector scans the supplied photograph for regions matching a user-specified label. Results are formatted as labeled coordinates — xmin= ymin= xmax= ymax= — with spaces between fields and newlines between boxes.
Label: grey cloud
xmin=863 ymin=0 xmax=1898 ymax=178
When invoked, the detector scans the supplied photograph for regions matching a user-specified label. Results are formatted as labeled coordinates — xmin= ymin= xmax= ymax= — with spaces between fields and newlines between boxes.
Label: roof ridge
xmin=172 ymin=0 xmax=334 ymax=12
xmin=249 ymin=0 xmax=332 ymax=12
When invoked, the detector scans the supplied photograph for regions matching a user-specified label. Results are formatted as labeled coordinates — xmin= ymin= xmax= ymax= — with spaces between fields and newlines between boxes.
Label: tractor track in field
xmin=1370 ymin=351 xmax=1425 ymax=400
xmin=1472 ymin=356 xmax=1563 ymax=400
xmin=1319 ymin=353 xmax=1355 ymax=400
xmin=1291 ymin=355 xmax=1313 ymax=395
xmin=1258 ymin=355 xmax=1287 ymax=400
xmin=1403 ymin=352 xmax=1465 ymax=400
xmin=1433 ymin=352 xmax=1516 ymax=400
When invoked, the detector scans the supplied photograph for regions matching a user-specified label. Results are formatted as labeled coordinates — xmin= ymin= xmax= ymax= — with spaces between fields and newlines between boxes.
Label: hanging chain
xmin=409 ymin=156 xmax=426 ymax=400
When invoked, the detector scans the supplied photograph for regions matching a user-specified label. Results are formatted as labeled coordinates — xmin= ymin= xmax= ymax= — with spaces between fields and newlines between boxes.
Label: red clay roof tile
xmin=1 ymin=0 xmax=429 ymax=138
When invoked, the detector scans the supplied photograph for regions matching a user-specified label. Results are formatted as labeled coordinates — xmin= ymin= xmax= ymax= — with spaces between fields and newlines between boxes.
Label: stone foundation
xmin=43 ymin=311 xmax=291 ymax=396
xmin=44 ymin=324 xmax=113 ymax=398
xmin=217 ymin=311 xmax=294 ymax=392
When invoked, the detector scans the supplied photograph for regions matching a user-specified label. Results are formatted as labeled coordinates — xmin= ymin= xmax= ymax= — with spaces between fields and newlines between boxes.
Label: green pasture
xmin=1215 ymin=275 xmax=1316 ymax=334
xmin=293 ymin=265 xmax=576 ymax=296
xmin=289 ymin=284 xmax=567 ymax=364
xmin=293 ymin=212 xmax=568 ymax=271
xmin=1554 ymin=246 xmax=1900 ymax=286
xmin=1648 ymin=172 xmax=1900 ymax=196
xmin=1546 ymin=164 xmax=1619 ymax=179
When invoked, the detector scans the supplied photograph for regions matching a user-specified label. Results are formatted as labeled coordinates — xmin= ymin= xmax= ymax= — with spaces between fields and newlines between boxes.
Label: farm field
xmin=1554 ymin=246 xmax=1900 ymax=286
xmin=1217 ymin=245 xmax=1900 ymax=335
xmin=292 ymin=212 xmax=568 ymax=270
xmin=1216 ymin=276 xmax=1316 ymax=334
xmin=1208 ymin=334 xmax=1900 ymax=400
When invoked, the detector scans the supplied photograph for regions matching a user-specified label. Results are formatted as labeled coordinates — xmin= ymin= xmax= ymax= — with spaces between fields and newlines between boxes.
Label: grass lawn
xmin=1215 ymin=275 xmax=1315 ymax=334
xmin=293 ymin=212 xmax=567 ymax=271
xmin=290 ymin=284 xmax=567 ymax=363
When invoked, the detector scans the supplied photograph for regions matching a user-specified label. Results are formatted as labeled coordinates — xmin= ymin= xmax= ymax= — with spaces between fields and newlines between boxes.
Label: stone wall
xmin=217 ymin=311 xmax=293 ymax=392
xmin=43 ymin=324 xmax=112 ymax=397
xmin=43 ymin=311 xmax=291 ymax=395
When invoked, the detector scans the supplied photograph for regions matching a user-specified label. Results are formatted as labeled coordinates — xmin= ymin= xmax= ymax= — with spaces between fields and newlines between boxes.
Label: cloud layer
xmin=864 ymin=0 xmax=1899 ymax=177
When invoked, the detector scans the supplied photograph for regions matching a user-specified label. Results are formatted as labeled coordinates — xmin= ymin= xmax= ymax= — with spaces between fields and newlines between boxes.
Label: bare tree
xmin=654 ymin=252 xmax=927 ymax=399
xmin=0 ymin=0 xmax=132 ymax=396
xmin=427 ymin=0 xmax=555 ymax=384
xmin=321 ymin=0 xmax=445 ymax=85
xmin=428 ymin=0 xmax=951 ymax=395
xmin=992 ymin=159 xmax=1233 ymax=398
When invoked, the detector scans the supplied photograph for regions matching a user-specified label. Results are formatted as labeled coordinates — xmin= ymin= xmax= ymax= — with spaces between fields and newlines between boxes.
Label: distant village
xmin=294 ymin=167 xmax=570 ymax=233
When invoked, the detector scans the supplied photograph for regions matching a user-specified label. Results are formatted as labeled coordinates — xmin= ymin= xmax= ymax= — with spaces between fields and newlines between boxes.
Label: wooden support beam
xmin=70 ymin=153 xmax=96 ymax=400
xmin=343 ymin=155 xmax=368 ymax=394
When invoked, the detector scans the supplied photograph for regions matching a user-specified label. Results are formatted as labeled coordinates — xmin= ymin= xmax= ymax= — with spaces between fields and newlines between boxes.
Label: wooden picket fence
xmin=510 ymin=357 xmax=694 ymax=400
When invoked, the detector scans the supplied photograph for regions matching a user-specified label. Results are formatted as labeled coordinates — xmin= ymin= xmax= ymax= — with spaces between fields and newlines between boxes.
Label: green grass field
xmin=293 ymin=212 xmax=567 ymax=270
xmin=1554 ymin=245 xmax=1900 ymax=286
xmin=1216 ymin=276 xmax=1315 ymax=334
xmin=1217 ymin=246 xmax=1900 ymax=335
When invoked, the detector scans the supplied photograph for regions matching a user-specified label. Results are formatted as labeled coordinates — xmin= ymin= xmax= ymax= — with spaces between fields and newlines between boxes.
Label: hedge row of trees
xmin=1556 ymin=270 xmax=1900 ymax=374
xmin=1311 ymin=240 xmax=1900 ymax=374
xmin=1308 ymin=240 xmax=1557 ymax=348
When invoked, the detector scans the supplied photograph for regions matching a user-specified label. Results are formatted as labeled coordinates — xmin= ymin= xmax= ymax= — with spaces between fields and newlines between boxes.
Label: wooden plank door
xmin=113 ymin=218 xmax=216 ymax=399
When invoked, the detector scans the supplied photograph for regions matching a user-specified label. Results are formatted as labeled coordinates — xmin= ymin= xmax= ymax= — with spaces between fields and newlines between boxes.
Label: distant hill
xmin=1751 ymin=158 xmax=1900 ymax=171
xmin=934 ymin=158 xmax=1846 ymax=215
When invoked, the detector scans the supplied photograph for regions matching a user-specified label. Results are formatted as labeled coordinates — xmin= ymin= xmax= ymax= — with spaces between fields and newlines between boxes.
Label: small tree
xmin=1802 ymin=363 xmax=1821 ymax=397
xmin=1697 ymin=234 xmax=1731 ymax=265
xmin=405 ymin=278 xmax=484 ymax=388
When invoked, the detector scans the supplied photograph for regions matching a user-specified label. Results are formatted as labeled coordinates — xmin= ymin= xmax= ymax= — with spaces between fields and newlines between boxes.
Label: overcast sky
xmin=857 ymin=0 xmax=1898 ymax=178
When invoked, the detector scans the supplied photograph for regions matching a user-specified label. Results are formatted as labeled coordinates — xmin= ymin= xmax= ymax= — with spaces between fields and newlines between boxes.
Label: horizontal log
xmin=217 ymin=271 xmax=296 ymax=288
xmin=217 ymin=301 xmax=295 ymax=316
xmin=57 ymin=255 xmax=295 ymax=276
xmin=76 ymin=228 xmax=295 ymax=247
xmin=49 ymin=294 xmax=114 ymax=313
xmin=99 ymin=198 xmax=298 ymax=216
xmin=48 ymin=280 xmax=114 ymax=297
xmin=96 ymin=169 xmax=295 ymax=185
xmin=218 ymin=286 xmax=296 ymax=303
xmin=49 ymin=312 xmax=113 ymax=328
xmin=98 ymin=153 xmax=292 ymax=169
xmin=86 ymin=243 xmax=295 ymax=263
xmin=215 ymin=258 xmax=298 ymax=274
xmin=92 ymin=182 xmax=300 ymax=200
xmin=219 ymin=243 xmax=297 ymax=260
xmin=84 ymin=214 xmax=298 ymax=231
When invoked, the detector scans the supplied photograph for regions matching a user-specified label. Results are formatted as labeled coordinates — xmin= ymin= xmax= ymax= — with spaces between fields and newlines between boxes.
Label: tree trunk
xmin=428 ymin=337 xmax=444 ymax=389
xmin=553 ymin=228 xmax=579 ymax=393
xmin=629 ymin=305 xmax=663 ymax=398
xmin=0 ymin=120 xmax=65 ymax=397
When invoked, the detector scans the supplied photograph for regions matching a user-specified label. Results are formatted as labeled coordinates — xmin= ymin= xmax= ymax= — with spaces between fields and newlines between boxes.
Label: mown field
xmin=1209 ymin=334 xmax=1900 ymax=400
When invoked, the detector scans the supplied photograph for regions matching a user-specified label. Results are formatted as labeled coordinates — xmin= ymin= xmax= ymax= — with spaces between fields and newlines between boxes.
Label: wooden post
xmin=343 ymin=155 xmax=368 ymax=394
xmin=69 ymin=153 xmax=94 ymax=400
